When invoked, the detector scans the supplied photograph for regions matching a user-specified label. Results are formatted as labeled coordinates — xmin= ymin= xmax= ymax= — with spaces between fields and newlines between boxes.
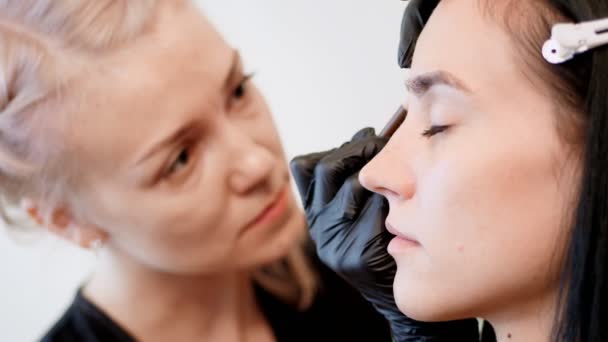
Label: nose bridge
xmin=221 ymin=122 xmax=274 ymax=194
xmin=360 ymin=135 xmax=416 ymax=200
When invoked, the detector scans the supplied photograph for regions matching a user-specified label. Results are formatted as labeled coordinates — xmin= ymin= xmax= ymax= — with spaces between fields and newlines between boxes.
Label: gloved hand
xmin=290 ymin=128 xmax=480 ymax=341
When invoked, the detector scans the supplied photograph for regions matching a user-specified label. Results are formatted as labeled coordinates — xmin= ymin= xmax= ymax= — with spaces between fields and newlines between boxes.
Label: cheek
xmin=237 ymin=93 xmax=285 ymax=156
xmin=394 ymin=116 xmax=577 ymax=319
xmin=421 ymin=143 xmax=567 ymax=265
xmin=420 ymin=112 xmax=568 ymax=250
xmin=87 ymin=162 xmax=239 ymax=273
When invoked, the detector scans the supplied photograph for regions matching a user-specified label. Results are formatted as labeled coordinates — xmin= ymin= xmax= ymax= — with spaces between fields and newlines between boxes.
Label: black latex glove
xmin=290 ymin=128 xmax=480 ymax=341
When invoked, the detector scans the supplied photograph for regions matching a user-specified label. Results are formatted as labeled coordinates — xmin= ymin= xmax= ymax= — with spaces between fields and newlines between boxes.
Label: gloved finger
xmin=328 ymin=194 xmax=391 ymax=286
xmin=329 ymin=172 xmax=373 ymax=221
xmin=350 ymin=127 xmax=376 ymax=142
xmin=357 ymin=193 xmax=390 ymax=235
xmin=290 ymin=127 xmax=377 ymax=207
xmin=290 ymin=149 xmax=335 ymax=203
xmin=356 ymin=194 xmax=394 ymax=286
xmin=311 ymin=137 xmax=387 ymax=212
xmin=398 ymin=0 xmax=440 ymax=68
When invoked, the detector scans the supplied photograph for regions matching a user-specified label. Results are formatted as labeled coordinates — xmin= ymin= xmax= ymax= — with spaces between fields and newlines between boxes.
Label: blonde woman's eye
xmin=166 ymin=148 xmax=190 ymax=176
xmin=232 ymin=73 xmax=254 ymax=100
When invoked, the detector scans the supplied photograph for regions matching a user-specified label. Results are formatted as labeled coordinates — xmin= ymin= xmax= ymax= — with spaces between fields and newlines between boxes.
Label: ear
xmin=21 ymin=198 xmax=108 ymax=249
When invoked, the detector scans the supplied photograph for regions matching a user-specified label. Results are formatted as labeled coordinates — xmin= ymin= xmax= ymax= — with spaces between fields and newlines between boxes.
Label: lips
xmin=385 ymin=220 xmax=420 ymax=244
xmin=255 ymin=189 xmax=284 ymax=219
xmin=242 ymin=185 xmax=289 ymax=232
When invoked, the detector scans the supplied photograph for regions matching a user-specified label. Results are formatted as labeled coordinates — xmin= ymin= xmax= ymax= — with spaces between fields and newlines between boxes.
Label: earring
xmin=89 ymin=239 xmax=105 ymax=255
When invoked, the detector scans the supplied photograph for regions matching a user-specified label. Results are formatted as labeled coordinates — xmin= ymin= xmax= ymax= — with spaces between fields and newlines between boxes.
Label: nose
xmin=359 ymin=139 xmax=415 ymax=201
xmin=227 ymin=134 xmax=275 ymax=195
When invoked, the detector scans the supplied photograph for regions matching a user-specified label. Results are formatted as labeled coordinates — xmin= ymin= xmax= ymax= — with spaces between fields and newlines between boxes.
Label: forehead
xmin=65 ymin=2 xmax=233 ymax=172
xmin=411 ymin=0 xmax=521 ymax=96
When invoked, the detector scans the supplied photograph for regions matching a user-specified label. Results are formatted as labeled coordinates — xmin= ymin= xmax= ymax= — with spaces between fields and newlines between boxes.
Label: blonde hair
xmin=0 ymin=0 xmax=316 ymax=310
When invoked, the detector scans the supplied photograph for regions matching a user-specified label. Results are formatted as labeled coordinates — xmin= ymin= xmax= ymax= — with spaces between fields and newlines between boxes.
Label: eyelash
xmin=421 ymin=125 xmax=450 ymax=138
xmin=159 ymin=73 xmax=256 ymax=181
xmin=229 ymin=73 xmax=254 ymax=107
xmin=164 ymin=145 xmax=192 ymax=179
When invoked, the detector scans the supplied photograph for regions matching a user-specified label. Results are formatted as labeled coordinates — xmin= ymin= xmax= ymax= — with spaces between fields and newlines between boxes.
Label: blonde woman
xmin=0 ymin=1 xmax=396 ymax=341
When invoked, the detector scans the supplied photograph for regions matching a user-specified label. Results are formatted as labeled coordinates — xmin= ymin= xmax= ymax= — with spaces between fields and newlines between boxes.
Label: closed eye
xmin=421 ymin=125 xmax=450 ymax=138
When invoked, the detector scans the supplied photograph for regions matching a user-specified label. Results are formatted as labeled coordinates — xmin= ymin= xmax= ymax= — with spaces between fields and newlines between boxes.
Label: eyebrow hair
xmin=405 ymin=70 xmax=471 ymax=97
xmin=133 ymin=50 xmax=241 ymax=167
xmin=223 ymin=50 xmax=242 ymax=92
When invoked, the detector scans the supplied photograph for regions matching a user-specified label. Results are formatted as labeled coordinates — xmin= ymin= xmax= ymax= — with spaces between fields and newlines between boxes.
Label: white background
xmin=0 ymin=1 xmax=408 ymax=341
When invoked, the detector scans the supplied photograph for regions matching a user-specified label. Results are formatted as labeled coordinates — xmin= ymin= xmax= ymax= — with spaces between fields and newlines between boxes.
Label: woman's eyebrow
xmin=133 ymin=120 xmax=197 ymax=167
xmin=405 ymin=70 xmax=471 ymax=97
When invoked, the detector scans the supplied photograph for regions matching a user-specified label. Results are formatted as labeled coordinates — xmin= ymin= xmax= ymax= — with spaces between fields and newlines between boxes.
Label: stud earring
xmin=89 ymin=239 xmax=105 ymax=255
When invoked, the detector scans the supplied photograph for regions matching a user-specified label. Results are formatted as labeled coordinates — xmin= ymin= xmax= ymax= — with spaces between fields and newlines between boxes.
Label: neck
xmin=483 ymin=287 xmax=559 ymax=342
xmin=83 ymin=248 xmax=271 ymax=342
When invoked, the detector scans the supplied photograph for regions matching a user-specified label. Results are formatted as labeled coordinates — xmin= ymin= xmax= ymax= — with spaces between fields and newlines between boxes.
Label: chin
xmin=394 ymin=290 xmax=434 ymax=322
xmin=394 ymin=272 xmax=449 ymax=322
xmin=394 ymin=275 xmax=474 ymax=323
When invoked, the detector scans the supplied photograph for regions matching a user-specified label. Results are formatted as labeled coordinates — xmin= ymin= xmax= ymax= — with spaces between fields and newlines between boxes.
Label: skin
xmin=359 ymin=1 xmax=581 ymax=341
xmin=26 ymin=1 xmax=306 ymax=341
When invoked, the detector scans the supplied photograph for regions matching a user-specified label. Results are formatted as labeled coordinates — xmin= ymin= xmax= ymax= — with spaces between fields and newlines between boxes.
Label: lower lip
xmin=387 ymin=236 xmax=420 ymax=254
xmin=246 ymin=187 xmax=290 ymax=230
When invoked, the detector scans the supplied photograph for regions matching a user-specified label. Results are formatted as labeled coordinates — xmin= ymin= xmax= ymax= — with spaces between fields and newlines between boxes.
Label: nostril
xmin=379 ymin=187 xmax=400 ymax=199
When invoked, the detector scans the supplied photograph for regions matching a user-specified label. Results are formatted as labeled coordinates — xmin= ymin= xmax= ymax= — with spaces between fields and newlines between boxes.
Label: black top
xmin=41 ymin=259 xmax=392 ymax=342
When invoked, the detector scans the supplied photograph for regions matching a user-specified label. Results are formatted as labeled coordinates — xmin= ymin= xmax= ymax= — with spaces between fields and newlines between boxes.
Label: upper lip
xmin=385 ymin=219 xmax=419 ymax=243
xmin=245 ymin=186 xmax=285 ymax=227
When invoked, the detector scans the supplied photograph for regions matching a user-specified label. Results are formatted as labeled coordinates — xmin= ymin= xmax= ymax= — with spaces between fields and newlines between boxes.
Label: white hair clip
xmin=543 ymin=18 xmax=608 ymax=64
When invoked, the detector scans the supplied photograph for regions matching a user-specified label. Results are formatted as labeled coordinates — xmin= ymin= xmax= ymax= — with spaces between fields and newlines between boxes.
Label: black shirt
xmin=41 ymin=261 xmax=392 ymax=342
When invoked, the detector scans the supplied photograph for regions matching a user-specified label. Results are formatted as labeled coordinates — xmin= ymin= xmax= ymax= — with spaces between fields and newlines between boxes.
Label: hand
xmin=290 ymin=128 xmax=480 ymax=341
xmin=290 ymin=128 xmax=392 ymax=290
